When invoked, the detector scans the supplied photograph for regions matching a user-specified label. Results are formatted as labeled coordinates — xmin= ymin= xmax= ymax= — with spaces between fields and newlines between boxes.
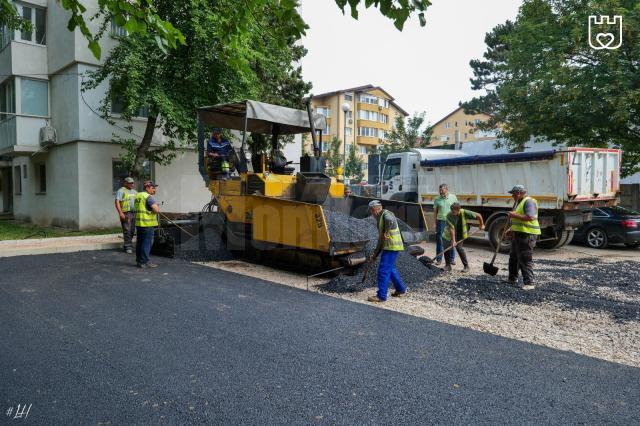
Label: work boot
xmin=434 ymin=258 xmax=442 ymax=266
xmin=502 ymin=278 xmax=517 ymax=286
xmin=146 ymin=263 xmax=159 ymax=268
xmin=444 ymin=264 xmax=452 ymax=272
xmin=126 ymin=248 xmax=133 ymax=254
xmin=522 ymin=284 xmax=535 ymax=291
xmin=367 ymin=295 xmax=385 ymax=303
xmin=391 ymin=289 xmax=408 ymax=298
xmin=462 ymin=265 xmax=470 ymax=273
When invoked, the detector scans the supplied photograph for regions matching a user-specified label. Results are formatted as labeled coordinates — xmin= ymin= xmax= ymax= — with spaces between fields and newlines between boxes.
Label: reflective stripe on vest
xmin=378 ymin=210 xmax=404 ymax=251
xmin=443 ymin=209 xmax=468 ymax=241
xmin=134 ymin=192 xmax=158 ymax=227
xmin=119 ymin=187 xmax=135 ymax=213
xmin=222 ymin=161 xmax=230 ymax=172
xmin=511 ymin=196 xmax=541 ymax=235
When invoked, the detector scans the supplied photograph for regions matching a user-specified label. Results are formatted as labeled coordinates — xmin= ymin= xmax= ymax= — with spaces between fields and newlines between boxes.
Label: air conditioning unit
xmin=39 ymin=126 xmax=57 ymax=146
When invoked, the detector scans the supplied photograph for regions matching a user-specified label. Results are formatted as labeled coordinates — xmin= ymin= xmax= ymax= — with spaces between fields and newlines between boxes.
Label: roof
xmin=411 ymin=148 xmax=469 ymax=162
xmin=431 ymin=106 xmax=492 ymax=127
xmin=312 ymin=84 xmax=409 ymax=116
xmin=421 ymin=150 xmax=556 ymax=167
xmin=197 ymin=100 xmax=326 ymax=135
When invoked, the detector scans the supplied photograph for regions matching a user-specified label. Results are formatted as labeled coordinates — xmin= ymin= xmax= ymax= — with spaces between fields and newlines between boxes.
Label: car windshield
xmin=603 ymin=206 xmax=640 ymax=216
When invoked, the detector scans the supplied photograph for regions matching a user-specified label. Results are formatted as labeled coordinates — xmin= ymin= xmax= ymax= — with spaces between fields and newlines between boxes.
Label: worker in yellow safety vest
xmin=115 ymin=177 xmax=137 ymax=253
xmin=134 ymin=180 xmax=160 ymax=268
xmin=366 ymin=200 xmax=407 ymax=302
xmin=506 ymin=184 xmax=541 ymax=290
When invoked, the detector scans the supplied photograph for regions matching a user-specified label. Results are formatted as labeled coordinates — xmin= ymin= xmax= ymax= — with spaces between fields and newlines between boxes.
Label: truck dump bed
xmin=418 ymin=148 xmax=621 ymax=210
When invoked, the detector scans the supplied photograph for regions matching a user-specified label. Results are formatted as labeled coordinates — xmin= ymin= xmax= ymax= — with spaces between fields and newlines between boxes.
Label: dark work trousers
xmin=444 ymin=240 xmax=468 ymax=267
xmin=136 ymin=227 xmax=155 ymax=265
xmin=435 ymin=220 xmax=455 ymax=262
xmin=509 ymin=232 xmax=536 ymax=284
xmin=121 ymin=212 xmax=135 ymax=251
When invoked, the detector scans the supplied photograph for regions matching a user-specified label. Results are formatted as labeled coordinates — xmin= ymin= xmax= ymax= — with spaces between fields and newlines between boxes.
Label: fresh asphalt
xmin=0 ymin=251 xmax=638 ymax=425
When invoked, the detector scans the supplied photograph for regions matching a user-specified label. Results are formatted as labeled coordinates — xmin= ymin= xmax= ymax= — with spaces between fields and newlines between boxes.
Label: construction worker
xmin=366 ymin=200 xmax=407 ymax=302
xmin=433 ymin=183 xmax=458 ymax=265
xmin=115 ymin=177 xmax=137 ymax=253
xmin=207 ymin=128 xmax=233 ymax=179
xmin=443 ymin=202 xmax=485 ymax=272
xmin=134 ymin=180 xmax=160 ymax=268
xmin=344 ymin=186 xmax=352 ymax=198
xmin=506 ymin=184 xmax=541 ymax=290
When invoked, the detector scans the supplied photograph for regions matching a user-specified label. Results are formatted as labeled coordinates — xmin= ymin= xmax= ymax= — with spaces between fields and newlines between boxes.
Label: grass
xmin=0 ymin=220 xmax=121 ymax=241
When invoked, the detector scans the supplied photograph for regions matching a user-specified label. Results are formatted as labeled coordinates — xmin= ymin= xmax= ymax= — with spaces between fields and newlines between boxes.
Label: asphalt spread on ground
xmin=1 ymin=251 xmax=638 ymax=424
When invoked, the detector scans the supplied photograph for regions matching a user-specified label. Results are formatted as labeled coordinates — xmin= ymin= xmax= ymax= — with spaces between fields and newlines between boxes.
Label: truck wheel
xmin=488 ymin=217 xmax=511 ymax=253
xmin=537 ymin=230 xmax=574 ymax=250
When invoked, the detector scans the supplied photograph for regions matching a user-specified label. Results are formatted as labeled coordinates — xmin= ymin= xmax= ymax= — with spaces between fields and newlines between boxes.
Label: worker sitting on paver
xmin=115 ymin=177 xmax=137 ymax=254
xmin=434 ymin=183 xmax=459 ymax=265
xmin=443 ymin=202 xmax=485 ymax=272
xmin=207 ymin=128 xmax=233 ymax=179
xmin=506 ymin=185 xmax=540 ymax=290
xmin=134 ymin=180 xmax=160 ymax=269
xmin=366 ymin=200 xmax=407 ymax=303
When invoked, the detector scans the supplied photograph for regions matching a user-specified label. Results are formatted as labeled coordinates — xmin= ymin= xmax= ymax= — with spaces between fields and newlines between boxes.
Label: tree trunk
xmin=130 ymin=115 xmax=158 ymax=179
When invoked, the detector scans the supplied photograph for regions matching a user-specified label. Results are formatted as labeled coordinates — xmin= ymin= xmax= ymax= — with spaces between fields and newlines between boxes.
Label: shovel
xmin=421 ymin=229 xmax=483 ymax=264
xmin=483 ymin=220 xmax=511 ymax=276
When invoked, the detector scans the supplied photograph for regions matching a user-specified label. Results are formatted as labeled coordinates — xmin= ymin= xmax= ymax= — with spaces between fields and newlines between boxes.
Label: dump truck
xmin=381 ymin=148 xmax=622 ymax=250
xmin=154 ymin=100 xmax=428 ymax=271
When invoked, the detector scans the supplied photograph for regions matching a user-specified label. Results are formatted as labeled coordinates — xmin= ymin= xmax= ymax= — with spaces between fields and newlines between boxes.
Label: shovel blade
xmin=483 ymin=262 xmax=499 ymax=276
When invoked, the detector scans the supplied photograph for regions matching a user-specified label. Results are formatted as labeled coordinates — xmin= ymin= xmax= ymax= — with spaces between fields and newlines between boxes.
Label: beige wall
xmin=430 ymin=108 xmax=496 ymax=146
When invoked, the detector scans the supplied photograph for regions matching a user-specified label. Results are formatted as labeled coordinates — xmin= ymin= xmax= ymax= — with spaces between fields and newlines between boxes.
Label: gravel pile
xmin=424 ymin=258 xmax=640 ymax=322
xmin=322 ymin=208 xmax=377 ymax=243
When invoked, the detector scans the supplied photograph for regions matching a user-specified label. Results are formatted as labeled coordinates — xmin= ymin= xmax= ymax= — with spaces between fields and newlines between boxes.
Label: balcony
xmin=0 ymin=41 xmax=48 ymax=83
xmin=0 ymin=115 xmax=47 ymax=155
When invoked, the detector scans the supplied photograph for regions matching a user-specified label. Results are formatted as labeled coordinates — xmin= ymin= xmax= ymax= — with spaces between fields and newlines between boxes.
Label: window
xmin=316 ymin=106 xmax=330 ymax=117
xmin=16 ymin=4 xmax=46 ymax=45
xmin=20 ymin=78 xmax=48 ymax=116
xmin=380 ymin=113 xmax=388 ymax=124
xmin=344 ymin=93 xmax=353 ymax=102
xmin=111 ymin=99 xmax=149 ymax=118
xmin=321 ymin=125 xmax=330 ymax=136
xmin=358 ymin=127 xmax=378 ymax=137
xmin=14 ymin=166 xmax=21 ymax=194
xmin=382 ymin=158 xmax=401 ymax=180
xmin=22 ymin=164 xmax=27 ymax=179
xmin=358 ymin=110 xmax=378 ymax=121
xmin=359 ymin=94 xmax=378 ymax=104
xmin=345 ymin=143 xmax=350 ymax=153
xmin=454 ymin=121 xmax=458 ymax=127
xmin=345 ymin=127 xmax=352 ymax=136
xmin=321 ymin=141 xmax=329 ymax=152
xmin=1 ymin=22 xmax=13 ymax=49
xmin=359 ymin=145 xmax=368 ymax=155
xmin=37 ymin=164 xmax=46 ymax=193
xmin=346 ymin=110 xmax=352 ymax=120
xmin=112 ymin=159 xmax=153 ymax=192
xmin=475 ymin=118 xmax=482 ymax=125
xmin=379 ymin=129 xmax=386 ymax=140
xmin=0 ymin=79 xmax=15 ymax=121
xmin=111 ymin=19 xmax=127 ymax=37
xmin=464 ymin=133 xmax=468 ymax=139
xmin=444 ymin=122 xmax=450 ymax=129
xmin=378 ymin=98 xmax=389 ymax=108
xmin=439 ymin=135 xmax=449 ymax=142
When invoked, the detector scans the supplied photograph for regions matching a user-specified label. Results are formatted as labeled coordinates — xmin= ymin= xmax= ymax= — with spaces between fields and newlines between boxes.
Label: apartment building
xmin=0 ymin=1 xmax=210 ymax=229
xmin=309 ymin=85 xmax=408 ymax=176
xmin=429 ymin=106 xmax=497 ymax=147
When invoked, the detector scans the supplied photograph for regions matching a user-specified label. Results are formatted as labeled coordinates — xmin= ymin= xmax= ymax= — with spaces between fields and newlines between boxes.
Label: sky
xmin=298 ymin=0 xmax=522 ymax=123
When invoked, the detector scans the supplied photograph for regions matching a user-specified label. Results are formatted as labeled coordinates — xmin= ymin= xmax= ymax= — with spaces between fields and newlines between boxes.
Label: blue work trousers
xmin=136 ymin=227 xmax=155 ymax=265
xmin=436 ymin=219 xmax=455 ymax=262
xmin=377 ymin=250 xmax=407 ymax=301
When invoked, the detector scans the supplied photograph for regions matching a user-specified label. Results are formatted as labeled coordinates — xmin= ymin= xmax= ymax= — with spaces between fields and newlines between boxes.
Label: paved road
xmin=0 ymin=251 xmax=638 ymax=424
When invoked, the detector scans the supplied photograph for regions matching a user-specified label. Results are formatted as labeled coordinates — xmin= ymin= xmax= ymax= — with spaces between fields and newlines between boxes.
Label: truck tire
xmin=537 ymin=230 xmax=574 ymax=250
xmin=488 ymin=216 xmax=511 ymax=253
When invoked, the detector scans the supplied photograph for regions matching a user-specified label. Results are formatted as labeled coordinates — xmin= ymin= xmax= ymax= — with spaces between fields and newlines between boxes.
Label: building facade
xmin=308 ymin=85 xmax=408 ymax=177
xmin=429 ymin=106 xmax=496 ymax=147
xmin=0 ymin=0 xmax=210 ymax=229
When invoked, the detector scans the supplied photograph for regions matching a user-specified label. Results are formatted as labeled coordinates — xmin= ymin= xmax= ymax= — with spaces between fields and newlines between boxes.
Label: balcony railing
xmin=0 ymin=117 xmax=16 ymax=150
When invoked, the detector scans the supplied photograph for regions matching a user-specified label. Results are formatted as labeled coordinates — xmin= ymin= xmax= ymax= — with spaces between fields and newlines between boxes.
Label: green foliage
xmin=345 ymin=142 xmax=364 ymax=182
xmin=83 ymin=0 xmax=312 ymax=176
xmin=323 ymin=136 xmax=344 ymax=176
xmin=464 ymin=0 xmax=640 ymax=177
xmin=379 ymin=112 xmax=433 ymax=157
xmin=334 ymin=0 xmax=431 ymax=30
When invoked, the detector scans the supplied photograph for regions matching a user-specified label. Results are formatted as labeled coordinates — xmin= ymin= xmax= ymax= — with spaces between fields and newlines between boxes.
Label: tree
xmin=323 ymin=136 xmax=344 ymax=177
xmin=345 ymin=142 xmax=364 ymax=182
xmin=463 ymin=0 xmax=640 ymax=177
xmin=83 ymin=0 xmax=311 ymax=177
xmin=0 ymin=0 xmax=430 ymax=59
xmin=379 ymin=112 xmax=433 ymax=157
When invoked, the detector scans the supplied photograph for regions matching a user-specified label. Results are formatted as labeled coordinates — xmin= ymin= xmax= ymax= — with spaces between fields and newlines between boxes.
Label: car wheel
xmin=624 ymin=242 xmax=640 ymax=248
xmin=585 ymin=227 xmax=608 ymax=249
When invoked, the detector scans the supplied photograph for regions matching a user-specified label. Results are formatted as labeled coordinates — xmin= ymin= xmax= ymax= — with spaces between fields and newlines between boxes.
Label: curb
xmin=0 ymin=234 xmax=122 ymax=258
